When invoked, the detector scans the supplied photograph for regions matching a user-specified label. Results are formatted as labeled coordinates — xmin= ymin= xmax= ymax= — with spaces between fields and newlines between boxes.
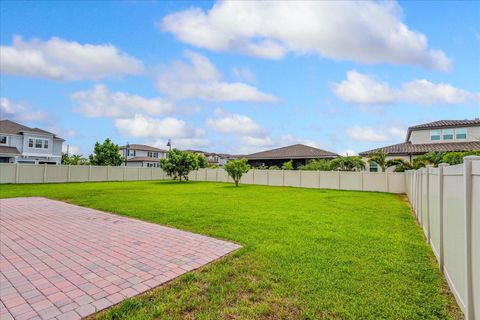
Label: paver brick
xmin=0 ymin=197 xmax=240 ymax=319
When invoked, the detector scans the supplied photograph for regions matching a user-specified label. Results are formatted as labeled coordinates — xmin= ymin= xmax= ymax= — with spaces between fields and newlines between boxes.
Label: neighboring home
xmin=0 ymin=119 xmax=64 ymax=164
xmin=246 ymin=144 xmax=338 ymax=168
xmin=186 ymin=150 xmax=238 ymax=166
xmin=119 ymin=144 xmax=168 ymax=167
xmin=359 ymin=119 xmax=480 ymax=172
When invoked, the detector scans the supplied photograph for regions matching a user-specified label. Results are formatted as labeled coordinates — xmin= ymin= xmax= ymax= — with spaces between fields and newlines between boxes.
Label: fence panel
xmin=388 ymin=173 xmax=405 ymax=194
xmin=339 ymin=172 xmax=362 ymax=191
xmin=319 ymin=171 xmax=340 ymax=189
xmin=284 ymin=171 xmax=301 ymax=187
xmin=109 ymin=167 xmax=124 ymax=181
xmin=363 ymin=172 xmax=386 ymax=192
xmin=240 ymin=170 xmax=254 ymax=184
xmin=268 ymin=170 xmax=284 ymax=186
xmin=471 ymin=161 xmax=480 ymax=318
xmin=300 ymin=171 xmax=320 ymax=188
xmin=253 ymin=170 xmax=268 ymax=185
xmin=0 ymin=164 xmax=16 ymax=183
xmin=46 ymin=165 xmax=68 ymax=183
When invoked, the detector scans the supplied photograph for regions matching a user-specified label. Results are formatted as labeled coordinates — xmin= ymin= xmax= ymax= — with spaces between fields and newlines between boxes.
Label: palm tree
xmin=330 ymin=156 xmax=366 ymax=171
xmin=367 ymin=151 xmax=387 ymax=172
xmin=385 ymin=158 xmax=412 ymax=172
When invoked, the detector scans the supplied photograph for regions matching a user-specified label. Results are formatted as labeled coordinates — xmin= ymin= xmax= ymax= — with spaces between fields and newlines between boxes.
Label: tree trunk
xmin=235 ymin=179 xmax=239 ymax=187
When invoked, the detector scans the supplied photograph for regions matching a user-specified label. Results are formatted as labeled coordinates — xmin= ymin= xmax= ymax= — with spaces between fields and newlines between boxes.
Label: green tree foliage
xmin=298 ymin=159 xmax=332 ymax=171
xmin=268 ymin=165 xmax=280 ymax=170
xmin=224 ymin=158 xmax=250 ymax=187
xmin=160 ymin=149 xmax=200 ymax=181
xmin=61 ymin=153 xmax=90 ymax=165
xmin=89 ymin=139 xmax=123 ymax=166
xmin=367 ymin=151 xmax=387 ymax=171
xmin=196 ymin=153 xmax=208 ymax=168
xmin=385 ymin=158 xmax=413 ymax=172
xmin=441 ymin=150 xmax=480 ymax=165
xmin=281 ymin=160 xmax=294 ymax=170
xmin=330 ymin=156 xmax=366 ymax=171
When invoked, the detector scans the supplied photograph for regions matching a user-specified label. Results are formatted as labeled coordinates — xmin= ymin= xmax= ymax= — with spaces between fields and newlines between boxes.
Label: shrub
xmin=224 ymin=158 xmax=250 ymax=187
xmin=281 ymin=160 xmax=294 ymax=170
xmin=330 ymin=156 xmax=365 ymax=171
xmin=268 ymin=165 xmax=280 ymax=170
xmin=299 ymin=159 xmax=332 ymax=171
xmin=441 ymin=150 xmax=480 ymax=165
xmin=89 ymin=139 xmax=123 ymax=166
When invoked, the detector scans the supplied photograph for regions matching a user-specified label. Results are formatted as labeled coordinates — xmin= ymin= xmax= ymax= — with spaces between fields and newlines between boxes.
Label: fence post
xmin=15 ymin=163 xmax=19 ymax=183
xmin=252 ymin=169 xmax=256 ymax=184
xmin=107 ymin=166 xmax=110 ymax=181
xmin=463 ymin=156 xmax=479 ymax=320
xmin=266 ymin=170 xmax=269 ymax=185
xmin=385 ymin=170 xmax=389 ymax=193
xmin=137 ymin=167 xmax=140 ymax=180
xmin=425 ymin=165 xmax=433 ymax=244
xmin=437 ymin=163 xmax=448 ymax=273
xmin=338 ymin=171 xmax=341 ymax=190
xmin=361 ymin=171 xmax=364 ymax=191
xmin=151 ymin=167 xmax=153 ymax=180
xmin=67 ymin=164 xmax=71 ymax=182
xmin=43 ymin=163 xmax=47 ymax=183
xmin=88 ymin=165 xmax=92 ymax=181
xmin=123 ymin=166 xmax=126 ymax=181
xmin=282 ymin=170 xmax=285 ymax=186
xmin=216 ymin=168 xmax=219 ymax=182
xmin=299 ymin=170 xmax=302 ymax=187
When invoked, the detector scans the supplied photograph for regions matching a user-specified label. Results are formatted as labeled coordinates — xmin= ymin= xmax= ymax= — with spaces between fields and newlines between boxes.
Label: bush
xmin=299 ymin=159 xmax=332 ymax=171
xmin=330 ymin=156 xmax=365 ymax=171
xmin=224 ymin=158 xmax=250 ymax=187
xmin=89 ymin=139 xmax=123 ymax=166
xmin=441 ymin=150 xmax=480 ymax=165
xmin=281 ymin=160 xmax=294 ymax=170
xmin=268 ymin=165 xmax=280 ymax=170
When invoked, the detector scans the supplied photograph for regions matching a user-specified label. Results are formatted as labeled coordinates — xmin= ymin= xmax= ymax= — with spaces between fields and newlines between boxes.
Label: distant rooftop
xmin=246 ymin=144 xmax=338 ymax=160
xmin=0 ymin=119 xmax=64 ymax=140
xmin=407 ymin=119 xmax=480 ymax=141
xmin=359 ymin=141 xmax=480 ymax=157
xmin=120 ymin=144 xmax=168 ymax=152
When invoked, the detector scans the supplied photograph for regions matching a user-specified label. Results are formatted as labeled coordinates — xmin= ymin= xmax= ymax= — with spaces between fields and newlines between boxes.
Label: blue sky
xmin=1 ymin=1 xmax=479 ymax=156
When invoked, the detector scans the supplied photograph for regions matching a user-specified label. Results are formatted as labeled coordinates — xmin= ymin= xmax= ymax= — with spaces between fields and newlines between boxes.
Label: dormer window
xmin=455 ymin=128 xmax=467 ymax=139
xmin=430 ymin=130 xmax=441 ymax=141
xmin=442 ymin=129 xmax=454 ymax=140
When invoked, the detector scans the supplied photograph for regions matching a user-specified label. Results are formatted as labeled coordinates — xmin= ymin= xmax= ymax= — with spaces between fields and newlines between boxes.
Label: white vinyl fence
xmin=0 ymin=163 xmax=166 ymax=184
xmin=405 ymin=156 xmax=480 ymax=320
xmin=188 ymin=168 xmax=405 ymax=193
xmin=0 ymin=163 xmax=406 ymax=193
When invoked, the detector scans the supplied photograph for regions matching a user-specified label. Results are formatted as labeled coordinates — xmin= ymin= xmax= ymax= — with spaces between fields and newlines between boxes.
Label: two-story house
xmin=359 ymin=119 xmax=480 ymax=171
xmin=0 ymin=120 xmax=64 ymax=164
xmin=119 ymin=144 xmax=168 ymax=167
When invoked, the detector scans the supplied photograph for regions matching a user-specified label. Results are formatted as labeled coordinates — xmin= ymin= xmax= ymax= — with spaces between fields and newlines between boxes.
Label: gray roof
xmin=246 ymin=144 xmax=338 ymax=160
xmin=407 ymin=119 xmax=480 ymax=141
xmin=359 ymin=141 xmax=480 ymax=157
xmin=120 ymin=144 xmax=167 ymax=152
xmin=0 ymin=146 xmax=21 ymax=155
xmin=126 ymin=156 xmax=161 ymax=162
xmin=0 ymin=119 xmax=64 ymax=140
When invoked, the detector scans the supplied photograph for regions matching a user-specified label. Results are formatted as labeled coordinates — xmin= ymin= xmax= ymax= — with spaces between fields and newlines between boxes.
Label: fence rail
xmin=405 ymin=156 xmax=480 ymax=320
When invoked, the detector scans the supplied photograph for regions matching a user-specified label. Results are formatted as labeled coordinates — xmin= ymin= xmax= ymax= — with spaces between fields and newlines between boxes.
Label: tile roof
xmin=0 ymin=119 xmax=62 ymax=139
xmin=359 ymin=141 xmax=480 ymax=156
xmin=246 ymin=144 xmax=338 ymax=160
xmin=126 ymin=156 xmax=161 ymax=162
xmin=120 ymin=144 xmax=168 ymax=152
xmin=407 ymin=119 xmax=480 ymax=141
xmin=0 ymin=146 xmax=21 ymax=155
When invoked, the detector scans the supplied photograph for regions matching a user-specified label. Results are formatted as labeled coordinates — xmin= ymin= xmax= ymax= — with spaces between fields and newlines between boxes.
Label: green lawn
xmin=1 ymin=181 xmax=461 ymax=319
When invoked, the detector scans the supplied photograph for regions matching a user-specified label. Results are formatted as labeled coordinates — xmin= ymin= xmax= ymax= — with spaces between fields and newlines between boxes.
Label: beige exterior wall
xmin=409 ymin=126 xmax=480 ymax=144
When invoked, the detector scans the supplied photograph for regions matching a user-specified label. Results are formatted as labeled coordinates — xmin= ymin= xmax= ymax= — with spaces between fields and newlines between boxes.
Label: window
xmin=147 ymin=152 xmax=159 ymax=158
xmin=0 ymin=136 xmax=6 ymax=144
xmin=455 ymin=128 xmax=467 ymax=139
xmin=29 ymin=138 xmax=34 ymax=147
xmin=430 ymin=130 xmax=441 ymax=141
xmin=442 ymin=129 xmax=454 ymax=140
xmin=127 ymin=149 xmax=135 ymax=157
xmin=147 ymin=163 xmax=158 ymax=167
xmin=35 ymin=139 xmax=42 ymax=148
xmin=43 ymin=140 xmax=49 ymax=149
xmin=369 ymin=162 xmax=378 ymax=172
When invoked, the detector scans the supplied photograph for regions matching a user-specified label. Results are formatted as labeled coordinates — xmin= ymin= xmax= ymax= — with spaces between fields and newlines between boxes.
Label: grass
xmin=0 ymin=181 xmax=461 ymax=319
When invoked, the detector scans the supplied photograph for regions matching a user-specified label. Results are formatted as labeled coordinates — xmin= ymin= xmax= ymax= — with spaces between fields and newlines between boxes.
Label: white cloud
xmin=339 ymin=149 xmax=358 ymax=156
xmin=115 ymin=114 xmax=204 ymax=139
xmin=206 ymin=108 xmax=265 ymax=137
xmin=231 ymin=67 xmax=256 ymax=83
xmin=160 ymin=1 xmax=451 ymax=70
xmin=332 ymin=70 xmax=479 ymax=105
xmin=1 ymin=36 xmax=143 ymax=80
xmin=71 ymin=85 xmax=173 ymax=118
xmin=346 ymin=125 xmax=406 ymax=142
xmin=156 ymin=51 xmax=277 ymax=102
xmin=1 ymin=97 xmax=49 ymax=123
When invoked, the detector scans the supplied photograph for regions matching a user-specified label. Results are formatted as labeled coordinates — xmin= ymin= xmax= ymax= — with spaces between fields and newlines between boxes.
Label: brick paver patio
xmin=0 ymin=197 xmax=240 ymax=320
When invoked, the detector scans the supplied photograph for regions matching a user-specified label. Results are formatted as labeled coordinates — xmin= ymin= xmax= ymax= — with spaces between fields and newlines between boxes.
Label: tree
xmin=89 ymin=139 xmax=123 ymax=166
xmin=62 ymin=153 xmax=89 ymax=165
xmin=299 ymin=159 xmax=332 ymax=171
xmin=385 ymin=158 xmax=412 ymax=172
xmin=281 ymin=160 xmax=294 ymax=170
xmin=330 ymin=156 xmax=365 ymax=171
xmin=367 ymin=151 xmax=387 ymax=172
xmin=196 ymin=153 xmax=208 ymax=168
xmin=160 ymin=149 xmax=200 ymax=181
xmin=224 ymin=158 xmax=250 ymax=187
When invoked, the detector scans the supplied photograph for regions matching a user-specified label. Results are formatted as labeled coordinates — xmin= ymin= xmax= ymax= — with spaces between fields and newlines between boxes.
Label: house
xmin=245 ymin=144 xmax=338 ymax=168
xmin=359 ymin=119 xmax=480 ymax=172
xmin=186 ymin=150 xmax=239 ymax=166
xmin=119 ymin=144 xmax=168 ymax=167
xmin=0 ymin=119 xmax=64 ymax=164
